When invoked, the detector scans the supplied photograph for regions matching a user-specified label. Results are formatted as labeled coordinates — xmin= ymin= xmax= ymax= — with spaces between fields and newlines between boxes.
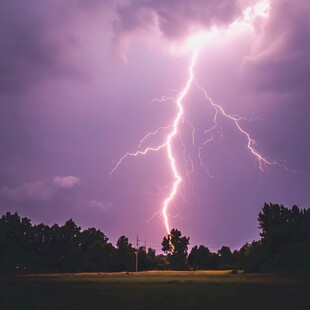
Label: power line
xmin=135 ymin=236 xmax=145 ymax=272
xmin=136 ymin=236 xmax=139 ymax=272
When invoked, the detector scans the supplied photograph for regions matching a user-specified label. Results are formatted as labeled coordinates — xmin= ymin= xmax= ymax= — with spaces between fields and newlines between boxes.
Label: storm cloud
xmin=244 ymin=0 xmax=310 ymax=94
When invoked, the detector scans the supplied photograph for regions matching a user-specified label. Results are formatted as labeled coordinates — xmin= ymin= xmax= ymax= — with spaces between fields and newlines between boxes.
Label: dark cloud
xmin=0 ymin=0 xmax=114 ymax=93
xmin=0 ymin=181 xmax=52 ymax=203
xmin=0 ymin=1 xmax=67 ymax=92
xmin=244 ymin=0 xmax=310 ymax=94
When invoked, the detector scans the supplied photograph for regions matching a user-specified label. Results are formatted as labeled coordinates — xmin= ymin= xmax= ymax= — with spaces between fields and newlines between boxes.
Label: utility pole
xmin=136 ymin=236 xmax=139 ymax=272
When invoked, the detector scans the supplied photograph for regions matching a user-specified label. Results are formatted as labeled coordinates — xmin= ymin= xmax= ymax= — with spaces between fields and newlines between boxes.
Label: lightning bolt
xmin=110 ymin=1 xmax=286 ymax=235
xmin=161 ymin=47 xmax=200 ymax=234
xmin=111 ymin=47 xmax=201 ymax=234
xmin=110 ymin=44 xmax=277 ymax=234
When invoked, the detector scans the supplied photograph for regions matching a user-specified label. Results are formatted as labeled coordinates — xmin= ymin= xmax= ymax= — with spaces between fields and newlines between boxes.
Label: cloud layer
xmin=0 ymin=0 xmax=245 ymax=92
xmin=0 ymin=176 xmax=80 ymax=204
xmin=112 ymin=0 xmax=242 ymax=50
xmin=0 ymin=181 xmax=52 ymax=203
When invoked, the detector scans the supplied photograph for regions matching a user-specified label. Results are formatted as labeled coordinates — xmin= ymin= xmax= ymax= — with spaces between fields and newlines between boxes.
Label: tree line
xmin=0 ymin=203 xmax=310 ymax=274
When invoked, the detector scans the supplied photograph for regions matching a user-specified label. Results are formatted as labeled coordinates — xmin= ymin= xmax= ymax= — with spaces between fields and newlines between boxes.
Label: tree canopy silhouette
xmin=1 ymin=202 xmax=310 ymax=274
xmin=162 ymin=228 xmax=189 ymax=270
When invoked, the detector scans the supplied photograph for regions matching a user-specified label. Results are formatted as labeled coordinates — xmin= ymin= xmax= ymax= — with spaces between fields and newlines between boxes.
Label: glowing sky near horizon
xmin=0 ymin=0 xmax=309 ymax=251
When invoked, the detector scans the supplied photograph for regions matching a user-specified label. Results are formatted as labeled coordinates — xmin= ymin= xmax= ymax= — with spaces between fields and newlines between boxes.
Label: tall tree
xmin=218 ymin=246 xmax=233 ymax=267
xmin=115 ymin=236 xmax=135 ymax=271
xmin=258 ymin=203 xmax=309 ymax=257
xmin=0 ymin=212 xmax=35 ymax=273
xmin=162 ymin=228 xmax=189 ymax=270
xmin=78 ymin=227 xmax=108 ymax=253
xmin=258 ymin=203 xmax=310 ymax=271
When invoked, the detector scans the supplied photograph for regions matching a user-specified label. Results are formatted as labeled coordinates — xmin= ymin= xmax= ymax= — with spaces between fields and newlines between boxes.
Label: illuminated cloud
xmin=0 ymin=176 xmax=81 ymax=203
xmin=114 ymin=0 xmax=241 ymax=37
xmin=112 ymin=0 xmax=242 ymax=57
xmin=88 ymin=200 xmax=112 ymax=209
xmin=53 ymin=176 xmax=81 ymax=189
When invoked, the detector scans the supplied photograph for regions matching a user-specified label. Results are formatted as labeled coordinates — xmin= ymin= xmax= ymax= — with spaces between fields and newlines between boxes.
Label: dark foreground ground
xmin=1 ymin=270 xmax=309 ymax=310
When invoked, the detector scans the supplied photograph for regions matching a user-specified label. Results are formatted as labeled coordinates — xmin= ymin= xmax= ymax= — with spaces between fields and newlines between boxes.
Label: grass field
xmin=1 ymin=270 xmax=309 ymax=309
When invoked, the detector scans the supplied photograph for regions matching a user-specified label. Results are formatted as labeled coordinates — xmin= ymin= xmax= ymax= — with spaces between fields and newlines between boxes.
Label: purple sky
xmin=0 ymin=0 xmax=309 ymax=252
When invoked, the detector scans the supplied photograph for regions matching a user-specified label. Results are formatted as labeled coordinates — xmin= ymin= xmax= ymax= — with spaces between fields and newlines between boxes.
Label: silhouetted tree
xmin=258 ymin=203 xmax=310 ymax=271
xmin=1 ymin=203 xmax=310 ymax=274
xmin=258 ymin=203 xmax=310 ymax=257
xmin=115 ymin=235 xmax=135 ymax=271
xmin=162 ymin=228 xmax=189 ymax=270
xmin=188 ymin=245 xmax=210 ymax=270
xmin=154 ymin=254 xmax=169 ymax=270
xmin=208 ymin=252 xmax=220 ymax=269
xmin=77 ymin=227 xmax=113 ymax=271
xmin=237 ymin=241 xmax=269 ymax=272
xmin=137 ymin=247 xmax=157 ymax=271
xmin=0 ymin=212 xmax=36 ymax=273
xmin=218 ymin=246 xmax=234 ymax=268
xmin=61 ymin=219 xmax=81 ymax=271
xmin=83 ymin=240 xmax=114 ymax=271
xmin=79 ymin=227 xmax=108 ymax=254
xmin=259 ymin=203 xmax=291 ymax=257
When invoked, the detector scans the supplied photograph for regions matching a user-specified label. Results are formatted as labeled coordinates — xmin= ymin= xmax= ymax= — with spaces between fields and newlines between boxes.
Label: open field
xmin=1 ymin=270 xmax=309 ymax=309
